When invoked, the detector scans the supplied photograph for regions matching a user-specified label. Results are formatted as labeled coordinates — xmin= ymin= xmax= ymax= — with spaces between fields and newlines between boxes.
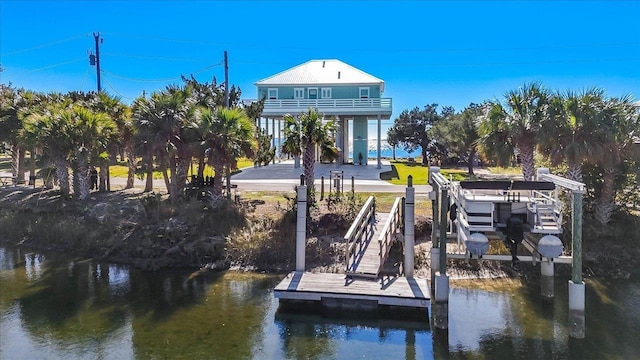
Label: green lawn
xmin=110 ymin=158 xmax=254 ymax=179
xmin=383 ymin=161 xmax=525 ymax=184
xmin=384 ymin=161 xmax=473 ymax=185
xmin=487 ymin=166 xmax=523 ymax=175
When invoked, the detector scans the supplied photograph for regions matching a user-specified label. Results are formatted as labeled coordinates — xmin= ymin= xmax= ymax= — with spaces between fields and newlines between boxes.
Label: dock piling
xmin=405 ymin=175 xmax=415 ymax=278
xmin=541 ymin=260 xmax=554 ymax=298
xmin=433 ymin=274 xmax=449 ymax=329
xmin=296 ymin=175 xmax=307 ymax=272
xmin=569 ymin=189 xmax=585 ymax=338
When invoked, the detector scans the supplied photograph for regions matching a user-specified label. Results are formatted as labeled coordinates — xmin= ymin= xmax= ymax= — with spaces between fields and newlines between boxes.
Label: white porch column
xmin=377 ymin=114 xmax=382 ymax=169
xmin=272 ymin=118 xmax=276 ymax=164
xmin=335 ymin=116 xmax=342 ymax=166
xmin=277 ymin=118 xmax=282 ymax=162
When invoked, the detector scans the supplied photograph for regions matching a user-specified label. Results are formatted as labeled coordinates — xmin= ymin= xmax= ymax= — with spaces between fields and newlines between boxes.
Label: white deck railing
xmin=377 ymin=196 xmax=403 ymax=275
xmin=344 ymin=196 xmax=376 ymax=273
xmin=262 ymin=98 xmax=392 ymax=111
xmin=265 ymin=98 xmax=392 ymax=109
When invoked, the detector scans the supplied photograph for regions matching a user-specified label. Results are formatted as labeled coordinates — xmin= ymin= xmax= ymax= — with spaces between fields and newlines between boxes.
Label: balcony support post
xmin=377 ymin=114 xmax=382 ymax=169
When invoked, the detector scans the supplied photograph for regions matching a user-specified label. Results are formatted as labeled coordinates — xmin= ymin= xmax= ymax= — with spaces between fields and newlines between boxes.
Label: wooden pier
xmin=274 ymin=194 xmax=430 ymax=311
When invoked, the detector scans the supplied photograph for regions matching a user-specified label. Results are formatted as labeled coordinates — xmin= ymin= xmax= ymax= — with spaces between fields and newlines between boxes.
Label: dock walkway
xmin=346 ymin=212 xmax=389 ymax=278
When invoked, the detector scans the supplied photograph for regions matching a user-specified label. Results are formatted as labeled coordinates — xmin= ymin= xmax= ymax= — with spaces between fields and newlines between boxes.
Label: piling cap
xmin=299 ymin=174 xmax=305 ymax=185
xmin=408 ymin=175 xmax=413 ymax=187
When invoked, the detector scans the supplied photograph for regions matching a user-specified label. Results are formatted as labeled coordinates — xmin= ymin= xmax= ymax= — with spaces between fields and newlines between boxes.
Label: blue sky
xmin=1 ymin=0 xmax=639 ymax=136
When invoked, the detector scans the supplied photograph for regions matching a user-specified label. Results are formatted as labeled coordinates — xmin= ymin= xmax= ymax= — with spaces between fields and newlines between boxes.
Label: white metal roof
xmin=255 ymin=59 xmax=385 ymax=92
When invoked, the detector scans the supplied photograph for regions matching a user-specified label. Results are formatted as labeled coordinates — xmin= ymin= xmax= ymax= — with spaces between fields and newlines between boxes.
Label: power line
xmin=80 ymin=63 xmax=92 ymax=92
xmin=5 ymin=57 xmax=86 ymax=75
xmin=2 ymin=33 xmax=90 ymax=56
xmin=100 ymin=62 xmax=223 ymax=83
xmin=101 ymin=52 xmax=209 ymax=63
xmin=101 ymin=74 xmax=133 ymax=100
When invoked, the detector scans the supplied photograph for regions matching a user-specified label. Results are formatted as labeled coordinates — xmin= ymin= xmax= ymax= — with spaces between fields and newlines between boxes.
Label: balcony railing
xmin=246 ymin=98 xmax=392 ymax=117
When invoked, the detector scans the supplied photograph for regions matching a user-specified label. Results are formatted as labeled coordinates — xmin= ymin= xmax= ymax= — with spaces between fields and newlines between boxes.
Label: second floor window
xmin=268 ymin=88 xmax=278 ymax=100
xmin=359 ymin=87 xmax=369 ymax=99
xmin=294 ymin=88 xmax=304 ymax=99
xmin=321 ymin=88 xmax=332 ymax=99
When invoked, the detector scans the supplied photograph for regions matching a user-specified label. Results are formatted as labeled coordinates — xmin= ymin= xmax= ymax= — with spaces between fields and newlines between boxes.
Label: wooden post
xmin=351 ymin=175 xmax=354 ymax=194
xmin=434 ymin=170 xmax=450 ymax=330
xmin=404 ymin=175 xmax=415 ymax=278
xmin=430 ymin=168 xmax=440 ymax=247
xmin=429 ymin=167 xmax=440 ymax=294
xmin=296 ymin=175 xmax=307 ymax=272
xmin=439 ymin=187 xmax=448 ymax=272
xmin=569 ymin=189 xmax=585 ymax=338
xmin=320 ymin=176 xmax=324 ymax=201
xmin=572 ymin=190 xmax=583 ymax=284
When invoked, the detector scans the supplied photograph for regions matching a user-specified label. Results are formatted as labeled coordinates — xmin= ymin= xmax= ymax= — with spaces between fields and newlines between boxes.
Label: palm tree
xmin=0 ymin=86 xmax=39 ymax=184
xmin=284 ymin=108 xmax=335 ymax=204
xmin=93 ymin=92 xmax=135 ymax=189
xmin=23 ymin=101 xmax=75 ymax=198
xmin=478 ymin=103 xmax=515 ymax=167
xmin=592 ymin=95 xmax=639 ymax=225
xmin=133 ymin=86 xmax=192 ymax=197
xmin=0 ymin=85 xmax=21 ymax=182
xmin=67 ymin=105 xmax=115 ymax=200
xmin=539 ymin=89 xmax=607 ymax=182
xmin=480 ymin=83 xmax=549 ymax=179
xmin=200 ymin=107 xmax=256 ymax=196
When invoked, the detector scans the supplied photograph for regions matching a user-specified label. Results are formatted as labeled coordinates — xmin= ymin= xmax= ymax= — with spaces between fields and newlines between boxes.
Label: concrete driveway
xmin=231 ymin=159 xmax=432 ymax=194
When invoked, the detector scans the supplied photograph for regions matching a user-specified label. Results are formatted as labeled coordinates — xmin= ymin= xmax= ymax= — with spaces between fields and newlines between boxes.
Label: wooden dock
xmin=274 ymin=272 xmax=430 ymax=309
xmin=275 ymin=196 xmax=429 ymax=312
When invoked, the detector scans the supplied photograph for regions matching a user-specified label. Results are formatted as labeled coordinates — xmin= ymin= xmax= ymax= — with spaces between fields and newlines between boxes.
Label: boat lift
xmin=429 ymin=167 xmax=586 ymax=339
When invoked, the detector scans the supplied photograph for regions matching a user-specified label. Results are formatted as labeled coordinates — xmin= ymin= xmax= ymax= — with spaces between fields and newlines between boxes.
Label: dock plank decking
xmin=274 ymin=272 xmax=430 ymax=308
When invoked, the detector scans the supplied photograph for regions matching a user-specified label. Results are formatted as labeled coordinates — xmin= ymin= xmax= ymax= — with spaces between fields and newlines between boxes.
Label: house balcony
xmin=249 ymin=98 xmax=392 ymax=119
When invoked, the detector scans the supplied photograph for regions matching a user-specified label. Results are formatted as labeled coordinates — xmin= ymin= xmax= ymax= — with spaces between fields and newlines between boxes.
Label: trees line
xmin=0 ymin=75 xmax=337 ymax=206
xmin=387 ymin=83 xmax=640 ymax=225
xmin=3 ymin=78 xmax=637 ymax=225
xmin=0 ymin=77 xmax=275 ymax=201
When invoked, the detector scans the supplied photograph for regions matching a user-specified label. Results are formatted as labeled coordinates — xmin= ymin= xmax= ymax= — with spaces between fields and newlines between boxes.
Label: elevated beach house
xmin=254 ymin=59 xmax=392 ymax=167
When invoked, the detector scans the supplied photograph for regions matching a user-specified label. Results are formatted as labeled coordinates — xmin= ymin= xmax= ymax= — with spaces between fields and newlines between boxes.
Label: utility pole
xmin=224 ymin=50 xmax=229 ymax=107
xmin=223 ymin=50 xmax=231 ymax=199
xmin=91 ymin=32 xmax=102 ymax=93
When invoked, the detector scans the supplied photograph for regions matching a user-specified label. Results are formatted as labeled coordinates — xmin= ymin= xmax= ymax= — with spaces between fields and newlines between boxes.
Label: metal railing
xmin=263 ymin=98 xmax=392 ymax=110
xmin=344 ymin=196 xmax=376 ymax=273
xmin=377 ymin=196 xmax=402 ymax=275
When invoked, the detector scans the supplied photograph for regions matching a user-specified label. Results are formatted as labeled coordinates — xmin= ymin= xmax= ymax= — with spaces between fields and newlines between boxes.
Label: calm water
xmin=1 ymin=246 xmax=639 ymax=359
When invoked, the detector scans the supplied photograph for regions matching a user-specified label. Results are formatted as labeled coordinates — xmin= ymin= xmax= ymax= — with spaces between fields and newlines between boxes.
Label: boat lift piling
xmin=429 ymin=167 xmax=450 ymax=329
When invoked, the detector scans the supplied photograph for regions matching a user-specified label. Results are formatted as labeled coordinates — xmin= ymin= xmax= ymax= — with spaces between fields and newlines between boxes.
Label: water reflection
xmin=1 ymin=246 xmax=639 ymax=359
